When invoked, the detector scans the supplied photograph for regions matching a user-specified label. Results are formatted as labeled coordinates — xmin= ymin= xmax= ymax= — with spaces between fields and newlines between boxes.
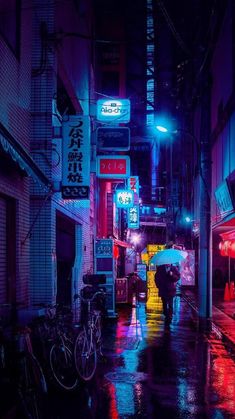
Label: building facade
xmin=0 ymin=0 xmax=95 ymax=321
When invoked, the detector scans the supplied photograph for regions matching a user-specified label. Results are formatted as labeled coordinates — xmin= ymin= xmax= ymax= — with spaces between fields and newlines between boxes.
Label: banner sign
xmin=97 ymin=127 xmax=130 ymax=151
xmin=127 ymin=205 xmax=139 ymax=228
xmin=95 ymin=239 xmax=113 ymax=257
xmin=137 ymin=263 xmax=147 ymax=281
xmin=180 ymin=250 xmax=195 ymax=286
xmin=62 ymin=116 xmax=90 ymax=199
xmin=127 ymin=176 xmax=139 ymax=194
xmin=96 ymin=156 xmax=130 ymax=178
xmin=97 ymin=99 xmax=130 ymax=123
xmin=214 ymin=180 xmax=234 ymax=215
xmin=116 ymin=190 xmax=134 ymax=208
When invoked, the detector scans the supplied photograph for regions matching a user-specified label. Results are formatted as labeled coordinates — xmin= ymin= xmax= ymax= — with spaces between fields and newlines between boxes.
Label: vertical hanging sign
xmin=62 ymin=116 xmax=90 ymax=199
xmin=127 ymin=205 xmax=139 ymax=229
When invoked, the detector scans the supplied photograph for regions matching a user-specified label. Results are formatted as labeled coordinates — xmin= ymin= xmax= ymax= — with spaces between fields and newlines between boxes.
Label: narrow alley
xmin=46 ymin=295 xmax=235 ymax=419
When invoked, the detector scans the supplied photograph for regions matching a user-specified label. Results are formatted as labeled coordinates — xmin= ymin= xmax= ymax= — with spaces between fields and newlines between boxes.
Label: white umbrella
xmin=150 ymin=248 xmax=188 ymax=266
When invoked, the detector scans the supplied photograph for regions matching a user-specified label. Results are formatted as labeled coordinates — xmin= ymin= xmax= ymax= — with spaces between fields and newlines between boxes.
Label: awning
xmin=0 ymin=124 xmax=52 ymax=191
xmin=113 ymin=238 xmax=133 ymax=248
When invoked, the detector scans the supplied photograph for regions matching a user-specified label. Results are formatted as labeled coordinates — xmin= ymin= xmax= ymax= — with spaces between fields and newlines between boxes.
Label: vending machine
xmin=94 ymin=239 xmax=117 ymax=317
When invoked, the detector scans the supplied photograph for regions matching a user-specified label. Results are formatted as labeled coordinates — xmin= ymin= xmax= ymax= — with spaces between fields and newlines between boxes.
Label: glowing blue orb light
xmin=156 ymin=125 xmax=168 ymax=133
xmin=185 ymin=216 xmax=192 ymax=223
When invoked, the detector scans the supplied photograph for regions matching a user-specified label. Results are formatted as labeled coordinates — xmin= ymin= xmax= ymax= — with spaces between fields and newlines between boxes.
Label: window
xmin=0 ymin=0 xmax=21 ymax=57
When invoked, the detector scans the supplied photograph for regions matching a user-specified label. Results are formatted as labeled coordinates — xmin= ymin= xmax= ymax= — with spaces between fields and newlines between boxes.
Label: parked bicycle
xmin=0 ymin=303 xmax=48 ymax=419
xmin=74 ymin=287 xmax=106 ymax=381
xmin=31 ymin=303 xmax=78 ymax=392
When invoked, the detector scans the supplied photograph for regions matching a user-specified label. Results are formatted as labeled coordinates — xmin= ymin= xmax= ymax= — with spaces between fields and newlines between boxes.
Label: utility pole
xmin=198 ymin=72 xmax=212 ymax=329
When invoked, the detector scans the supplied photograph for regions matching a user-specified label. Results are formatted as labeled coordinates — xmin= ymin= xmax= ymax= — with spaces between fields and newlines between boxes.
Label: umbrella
xmin=150 ymin=248 xmax=188 ymax=266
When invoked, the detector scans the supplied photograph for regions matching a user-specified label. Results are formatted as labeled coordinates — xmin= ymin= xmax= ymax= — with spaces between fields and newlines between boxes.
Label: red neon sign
xmin=97 ymin=156 xmax=130 ymax=178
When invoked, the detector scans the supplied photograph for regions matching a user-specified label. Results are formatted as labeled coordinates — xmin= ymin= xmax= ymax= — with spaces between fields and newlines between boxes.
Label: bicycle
xmin=31 ymin=302 xmax=78 ymax=392
xmin=0 ymin=303 xmax=48 ymax=419
xmin=74 ymin=287 xmax=106 ymax=381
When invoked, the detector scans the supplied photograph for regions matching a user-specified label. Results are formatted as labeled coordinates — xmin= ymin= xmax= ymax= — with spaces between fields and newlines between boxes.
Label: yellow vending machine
xmin=144 ymin=244 xmax=165 ymax=312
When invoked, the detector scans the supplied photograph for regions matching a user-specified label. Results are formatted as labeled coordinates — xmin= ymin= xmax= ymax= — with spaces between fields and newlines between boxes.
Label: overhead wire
xmin=156 ymin=0 xmax=192 ymax=57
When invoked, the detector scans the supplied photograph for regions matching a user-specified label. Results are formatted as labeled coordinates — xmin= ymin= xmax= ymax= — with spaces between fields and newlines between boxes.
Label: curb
xmin=181 ymin=292 xmax=235 ymax=353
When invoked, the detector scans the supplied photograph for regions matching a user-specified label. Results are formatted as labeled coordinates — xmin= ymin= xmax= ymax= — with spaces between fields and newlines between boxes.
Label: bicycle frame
xmin=74 ymin=289 xmax=105 ymax=381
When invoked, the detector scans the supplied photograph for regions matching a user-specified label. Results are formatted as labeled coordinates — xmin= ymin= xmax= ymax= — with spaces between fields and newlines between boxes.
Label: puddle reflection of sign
xmin=180 ymin=250 xmax=195 ymax=286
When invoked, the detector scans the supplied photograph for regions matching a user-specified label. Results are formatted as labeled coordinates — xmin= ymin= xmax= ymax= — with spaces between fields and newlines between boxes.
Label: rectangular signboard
xmin=116 ymin=190 xmax=134 ymax=208
xmin=127 ymin=176 xmax=139 ymax=194
xmin=214 ymin=180 xmax=234 ymax=215
xmin=97 ymin=127 xmax=130 ymax=151
xmin=137 ymin=263 xmax=147 ymax=281
xmin=180 ymin=250 xmax=195 ymax=286
xmin=62 ymin=116 xmax=90 ymax=199
xmin=97 ymin=99 xmax=130 ymax=123
xmin=96 ymin=156 xmax=130 ymax=178
xmin=127 ymin=205 xmax=139 ymax=228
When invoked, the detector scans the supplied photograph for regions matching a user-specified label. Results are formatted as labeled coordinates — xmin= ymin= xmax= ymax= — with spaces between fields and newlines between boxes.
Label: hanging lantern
xmin=113 ymin=245 xmax=119 ymax=259
xmin=228 ymin=241 xmax=235 ymax=258
xmin=219 ymin=240 xmax=232 ymax=256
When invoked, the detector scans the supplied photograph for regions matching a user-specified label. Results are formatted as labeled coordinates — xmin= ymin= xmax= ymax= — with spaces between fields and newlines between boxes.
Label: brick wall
xmin=0 ymin=0 xmax=33 ymax=304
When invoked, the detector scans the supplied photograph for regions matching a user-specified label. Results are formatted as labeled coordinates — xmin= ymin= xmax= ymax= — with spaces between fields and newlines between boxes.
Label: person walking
xmin=154 ymin=263 xmax=180 ymax=324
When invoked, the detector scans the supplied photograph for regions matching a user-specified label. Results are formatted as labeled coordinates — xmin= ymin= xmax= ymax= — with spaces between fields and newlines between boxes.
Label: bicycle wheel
xmin=18 ymin=352 xmax=47 ymax=419
xmin=49 ymin=341 xmax=78 ymax=391
xmin=74 ymin=330 xmax=97 ymax=381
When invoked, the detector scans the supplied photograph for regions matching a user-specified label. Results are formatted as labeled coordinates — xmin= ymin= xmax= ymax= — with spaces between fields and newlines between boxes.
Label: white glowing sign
xmin=97 ymin=99 xmax=130 ymax=123
xmin=116 ymin=190 xmax=134 ymax=208
xmin=127 ymin=205 xmax=139 ymax=229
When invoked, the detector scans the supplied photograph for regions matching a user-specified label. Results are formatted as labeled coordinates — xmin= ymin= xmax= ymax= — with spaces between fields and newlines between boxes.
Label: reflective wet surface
xmin=48 ymin=295 xmax=235 ymax=418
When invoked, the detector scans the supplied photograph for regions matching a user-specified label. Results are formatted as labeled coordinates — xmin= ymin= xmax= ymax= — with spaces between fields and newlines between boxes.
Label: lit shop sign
xmin=127 ymin=204 xmax=139 ymax=228
xmin=62 ymin=116 xmax=90 ymax=199
xmin=140 ymin=205 xmax=166 ymax=215
xmin=214 ymin=180 xmax=234 ymax=215
xmin=96 ymin=99 xmax=130 ymax=123
xmin=127 ymin=176 xmax=139 ymax=194
xmin=116 ymin=190 xmax=134 ymax=208
xmin=96 ymin=156 xmax=130 ymax=178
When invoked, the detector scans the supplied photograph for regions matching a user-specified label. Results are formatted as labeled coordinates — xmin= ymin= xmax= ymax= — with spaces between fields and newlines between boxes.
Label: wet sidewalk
xmin=2 ymin=294 xmax=235 ymax=418
xmin=182 ymin=286 xmax=235 ymax=348
xmin=92 ymin=295 xmax=235 ymax=418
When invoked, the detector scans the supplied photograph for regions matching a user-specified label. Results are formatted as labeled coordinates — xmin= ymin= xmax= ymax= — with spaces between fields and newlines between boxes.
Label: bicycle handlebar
xmin=74 ymin=290 xmax=105 ymax=303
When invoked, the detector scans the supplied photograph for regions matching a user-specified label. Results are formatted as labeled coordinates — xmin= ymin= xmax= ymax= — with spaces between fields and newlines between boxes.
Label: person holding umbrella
xmin=154 ymin=244 xmax=184 ymax=324
xmin=155 ymin=263 xmax=180 ymax=324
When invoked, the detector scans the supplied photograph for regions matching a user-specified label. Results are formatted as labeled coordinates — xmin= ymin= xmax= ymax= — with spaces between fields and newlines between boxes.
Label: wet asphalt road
xmin=47 ymin=295 xmax=235 ymax=419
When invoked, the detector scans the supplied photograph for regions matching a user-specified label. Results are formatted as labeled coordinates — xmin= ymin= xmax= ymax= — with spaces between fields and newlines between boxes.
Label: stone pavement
xmin=182 ymin=286 xmax=235 ymax=348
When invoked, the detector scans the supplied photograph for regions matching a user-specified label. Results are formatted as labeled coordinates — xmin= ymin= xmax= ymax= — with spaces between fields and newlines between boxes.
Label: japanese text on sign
xmin=62 ymin=116 xmax=90 ymax=199
xmin=127 ymin=205 xmax=139 ymax=228
xmin=96 ymin=156 xmax=130 ymax=178
xmin=116 ymin=190 xmax=134 ymax=208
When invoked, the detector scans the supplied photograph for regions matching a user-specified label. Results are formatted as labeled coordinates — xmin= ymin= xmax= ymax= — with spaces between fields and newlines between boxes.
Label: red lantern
xmin=228 ymin=241 xmax=235 ymax=258
xmin=113 ymin=245 xmax=119 ymax=259
xmin=219 ymin=240 xmax=232 ymax=256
